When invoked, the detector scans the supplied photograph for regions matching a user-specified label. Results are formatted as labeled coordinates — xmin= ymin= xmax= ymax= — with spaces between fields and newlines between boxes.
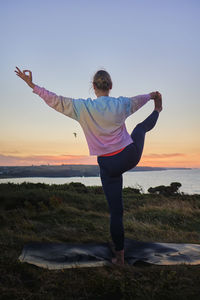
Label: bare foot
xmin=154 ymin=92 xmax=162 ymax=112
xmin=112 ymin=249 xmax=125 ymax=265
xmin=112 ymin=257 xmax=124 ymax=265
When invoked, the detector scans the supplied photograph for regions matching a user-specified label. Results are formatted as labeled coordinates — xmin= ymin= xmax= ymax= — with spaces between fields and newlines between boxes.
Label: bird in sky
xmin=73 ymin=132 xmax=77 ymax=138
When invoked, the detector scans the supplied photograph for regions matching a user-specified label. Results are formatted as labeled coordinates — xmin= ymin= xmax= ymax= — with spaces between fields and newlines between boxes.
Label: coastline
xmin=0 ymin=165 xmax=192 ymax=179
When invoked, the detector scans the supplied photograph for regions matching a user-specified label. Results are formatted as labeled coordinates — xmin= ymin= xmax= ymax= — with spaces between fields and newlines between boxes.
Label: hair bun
xmin=93 ymin=70 xmax=112 ymax=91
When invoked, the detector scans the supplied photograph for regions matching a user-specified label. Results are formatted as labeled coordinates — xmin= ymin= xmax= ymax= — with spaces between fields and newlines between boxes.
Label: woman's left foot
xmin=154 ymin=92 xmax=162 ymax=112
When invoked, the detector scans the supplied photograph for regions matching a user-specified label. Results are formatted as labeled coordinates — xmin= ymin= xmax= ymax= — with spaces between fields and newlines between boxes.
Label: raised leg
xmin=131 ymin=110 xmax=159 ymax=163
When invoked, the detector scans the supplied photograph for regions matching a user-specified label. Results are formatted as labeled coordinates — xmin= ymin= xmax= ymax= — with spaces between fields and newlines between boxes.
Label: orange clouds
xmin=139 ymin=152 xmax=200 ymax=168
xmin=143 ymin=153 xmax=185 ymax=158
xmin=0 ymin=154 xmax=97 ymax=166
xmin=0 ymin=152 xmax=199 ymax=167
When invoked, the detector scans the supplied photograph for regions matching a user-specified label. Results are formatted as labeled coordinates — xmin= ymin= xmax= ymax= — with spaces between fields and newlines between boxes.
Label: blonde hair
xmin=93 ymin=70 xmax=112 ymax=91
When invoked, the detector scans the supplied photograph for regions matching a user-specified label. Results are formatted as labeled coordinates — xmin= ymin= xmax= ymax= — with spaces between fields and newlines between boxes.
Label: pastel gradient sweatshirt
xmin=33 ymin=85 xmax=151 ymax=156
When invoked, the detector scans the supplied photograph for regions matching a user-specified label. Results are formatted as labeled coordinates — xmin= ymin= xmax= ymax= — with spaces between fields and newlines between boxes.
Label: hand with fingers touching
xmin=14 ymin=66 xmax=35 ymax=89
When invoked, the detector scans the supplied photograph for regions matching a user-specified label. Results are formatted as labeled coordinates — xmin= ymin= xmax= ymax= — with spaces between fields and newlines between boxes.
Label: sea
xmin=0 ymin=168 xmax=199 ymax=195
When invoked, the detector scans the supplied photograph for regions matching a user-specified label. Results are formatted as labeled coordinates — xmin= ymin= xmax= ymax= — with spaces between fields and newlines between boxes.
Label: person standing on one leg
xmin=14 ymin=67 xmax=162 ymax=266
xmin=98 ymin=98 xmax=162 ymax=265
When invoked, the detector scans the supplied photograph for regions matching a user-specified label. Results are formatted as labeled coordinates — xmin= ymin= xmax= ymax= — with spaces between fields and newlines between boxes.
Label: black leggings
xmin=97 ymin=110 xmax=159 ymax=251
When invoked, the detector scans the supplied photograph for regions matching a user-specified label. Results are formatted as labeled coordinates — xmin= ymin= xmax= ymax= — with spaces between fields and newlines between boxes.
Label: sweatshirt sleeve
xmin=128 ymin=94 xmax=151 ymax=115
xmin=32 ymin=85 xmax=78 ymax=121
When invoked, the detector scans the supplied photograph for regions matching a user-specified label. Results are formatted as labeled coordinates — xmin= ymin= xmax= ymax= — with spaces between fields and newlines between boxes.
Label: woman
xmin=15 ymin=67 xmax=162 ymax=265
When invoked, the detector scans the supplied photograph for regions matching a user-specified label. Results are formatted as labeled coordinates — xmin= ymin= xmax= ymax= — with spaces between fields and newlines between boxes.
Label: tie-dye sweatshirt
xmin=33 ymin=85 xmax=151 ymax=156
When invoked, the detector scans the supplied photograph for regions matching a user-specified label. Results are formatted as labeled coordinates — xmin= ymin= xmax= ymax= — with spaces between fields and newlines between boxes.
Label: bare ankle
xmin=112 ymin=249 xmax=125 ymax=265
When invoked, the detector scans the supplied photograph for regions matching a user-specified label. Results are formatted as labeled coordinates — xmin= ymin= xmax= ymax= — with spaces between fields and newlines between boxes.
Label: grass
xmin=0 ymin=182 xmax=200 ymax=299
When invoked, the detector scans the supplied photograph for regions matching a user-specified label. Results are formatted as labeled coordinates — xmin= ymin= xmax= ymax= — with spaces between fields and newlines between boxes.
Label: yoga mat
xmin=18 ymin=238 xmax=200 ymax=269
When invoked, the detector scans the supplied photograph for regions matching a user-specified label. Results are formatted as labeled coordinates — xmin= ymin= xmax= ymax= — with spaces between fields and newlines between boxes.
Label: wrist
xmin=28 ymin=82 xmax=35 ymax=89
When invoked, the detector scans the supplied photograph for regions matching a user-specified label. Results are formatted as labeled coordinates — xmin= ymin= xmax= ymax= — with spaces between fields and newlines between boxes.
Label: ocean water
xmin=0 ymin=169 xmax=199 ymax=195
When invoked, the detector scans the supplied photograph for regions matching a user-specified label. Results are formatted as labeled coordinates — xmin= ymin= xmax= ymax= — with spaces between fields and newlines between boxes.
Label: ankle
xmin=154 ymin=108 xmax=161 ymax=113
xmin=116 ymin=249 xmax=124 ymax=261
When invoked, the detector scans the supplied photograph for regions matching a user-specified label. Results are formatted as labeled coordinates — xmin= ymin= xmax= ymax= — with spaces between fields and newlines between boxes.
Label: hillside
xmin=0 ymin=182 xmax=200 ymax=299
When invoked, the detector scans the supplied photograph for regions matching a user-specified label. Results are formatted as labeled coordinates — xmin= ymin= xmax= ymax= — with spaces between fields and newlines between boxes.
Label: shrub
xmin=68 ymin=182 xmax=88 ymax=193
xmin=123 ymin=187 xmax=141 ymax=194
xmin=148 ymin=182 xmax=182 ymax=196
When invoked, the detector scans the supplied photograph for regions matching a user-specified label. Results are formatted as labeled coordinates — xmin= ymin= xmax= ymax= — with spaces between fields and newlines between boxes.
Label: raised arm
xmin=129 ymin=94 xmax=151 ymax=114
xmin=14 ymin=66 xmax=78 ymax=120
xmin=32 ymin=85 xmax=78 ymax=120
xmin=129 ymin=91 xmax=162 ymax=114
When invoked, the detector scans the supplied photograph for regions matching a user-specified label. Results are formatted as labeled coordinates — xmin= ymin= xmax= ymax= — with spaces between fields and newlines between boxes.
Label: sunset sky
xmin=1 ymin=0 xmax=200 ymax=167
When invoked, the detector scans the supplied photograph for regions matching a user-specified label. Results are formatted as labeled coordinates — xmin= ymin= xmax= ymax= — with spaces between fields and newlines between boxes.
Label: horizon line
xmin=0 ymin=164 xmax=197 ymax=169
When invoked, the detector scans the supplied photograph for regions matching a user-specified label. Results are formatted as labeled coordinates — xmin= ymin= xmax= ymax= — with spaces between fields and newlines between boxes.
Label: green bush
xmin=148 ymin=182 xmax=182 ymax=196
xmin=68 ymin=182 xmax=88 ymax=193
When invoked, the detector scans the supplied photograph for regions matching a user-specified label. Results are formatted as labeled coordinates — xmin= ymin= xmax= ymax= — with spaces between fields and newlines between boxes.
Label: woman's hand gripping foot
xmin=150 ymin=91 xmax=163 ymax=113
xmin=154 ymin=91 xmax=162 ymax=112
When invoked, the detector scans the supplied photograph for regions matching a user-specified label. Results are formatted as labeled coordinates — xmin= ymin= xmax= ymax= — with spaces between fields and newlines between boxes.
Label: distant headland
xmin=0 ymin=165 xmax=191 ymax=179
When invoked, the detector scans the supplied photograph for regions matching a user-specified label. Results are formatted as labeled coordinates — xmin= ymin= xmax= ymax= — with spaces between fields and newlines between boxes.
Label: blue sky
xmin=1 ymin=0 xmax=200 ymax=166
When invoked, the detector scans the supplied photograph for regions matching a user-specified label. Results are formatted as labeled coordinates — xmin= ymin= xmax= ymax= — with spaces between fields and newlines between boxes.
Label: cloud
xmin=143 ymin=153 xmax=186 ymax=159
xmin=139 ymin=152 xmax=200 ymax=168
xmin=0 ymin=152 xmax=198 ymax=168
xmin=1 ymin=150 xmax=21 ymax=154
xmin=0 ymin=154 xmax=97 ymax=166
